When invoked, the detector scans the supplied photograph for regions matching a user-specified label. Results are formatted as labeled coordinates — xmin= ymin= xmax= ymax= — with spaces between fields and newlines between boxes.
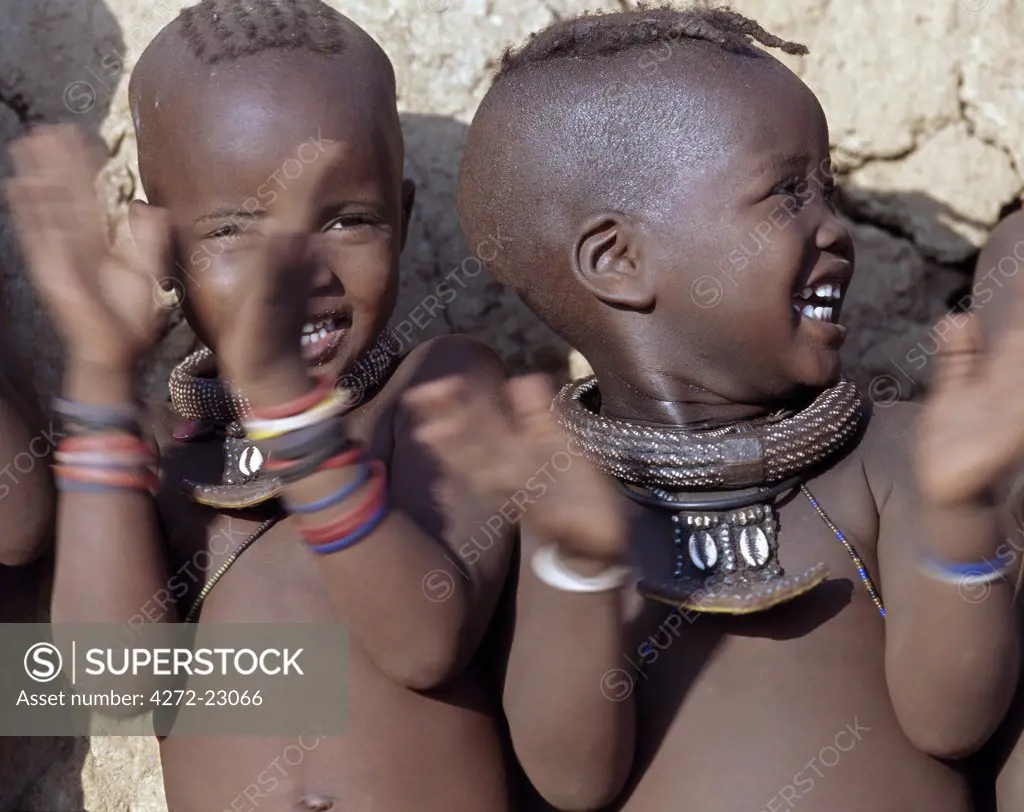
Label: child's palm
xmin=917 ymin=311 xmax=1024 ymax=505
xmin=6 ymin=126 xmax=169 ymax=369
xmin=406 ymin=374 xmax=627 ymax=562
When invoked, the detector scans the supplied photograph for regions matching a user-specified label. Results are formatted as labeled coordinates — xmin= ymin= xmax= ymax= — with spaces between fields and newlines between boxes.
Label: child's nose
xmin=816 ymin=211 xmax=853 ymax=260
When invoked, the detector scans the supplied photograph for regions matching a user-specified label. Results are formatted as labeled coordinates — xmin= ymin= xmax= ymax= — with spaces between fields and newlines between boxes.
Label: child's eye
xmin=822 ymin=181 xmax=838 ymax=208
xmin=206 ymin=224 xmax=240 ymax=240
xmin=325 ymin=215 xmax=378 ymax=232
xmin=773 ymin=177 xmax=812 ymax=206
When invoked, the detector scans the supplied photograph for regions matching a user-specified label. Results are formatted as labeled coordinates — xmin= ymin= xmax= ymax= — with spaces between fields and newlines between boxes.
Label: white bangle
xmin=530 ymin=545 xmax=632 ymax=593
xmin=242 ymin=396 xmax=347 ymax=440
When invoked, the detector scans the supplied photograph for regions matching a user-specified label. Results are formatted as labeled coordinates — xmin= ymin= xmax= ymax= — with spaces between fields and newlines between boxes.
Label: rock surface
xmin=1 ymin=0 xmax=1021 ymax=808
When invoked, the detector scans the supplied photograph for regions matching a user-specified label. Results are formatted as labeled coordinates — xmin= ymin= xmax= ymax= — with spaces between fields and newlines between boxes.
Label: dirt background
xmin=1 ymin=0 xmax=1021 ymax=808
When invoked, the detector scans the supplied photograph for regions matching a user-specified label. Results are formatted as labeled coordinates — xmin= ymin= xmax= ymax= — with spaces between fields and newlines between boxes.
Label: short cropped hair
xmin=458 ymin=5 xmax=806 ymax=346
xmin=176 ymin=0 xmax=352 ymax=65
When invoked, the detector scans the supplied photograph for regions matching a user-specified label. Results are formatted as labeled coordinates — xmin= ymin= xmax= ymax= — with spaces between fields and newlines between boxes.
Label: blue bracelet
xmin=308 ymin=501 xmax=389 ymax=555
xmin=921 ymin=549 xmax=1016 ymax=584
xmin=284 ymin=464 xmax=372 ymax=515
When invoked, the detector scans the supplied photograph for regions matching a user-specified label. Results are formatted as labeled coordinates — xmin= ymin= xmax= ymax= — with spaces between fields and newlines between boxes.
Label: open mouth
xmin=793 ymin=283 xmax=843 ymax=324
xmin=301 ymin=312 xmax=351 ymax=365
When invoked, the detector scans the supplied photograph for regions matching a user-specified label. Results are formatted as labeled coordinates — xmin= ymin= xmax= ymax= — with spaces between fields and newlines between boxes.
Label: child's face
xmin=137 ymin=52 xmax=409 ymax=385
xmin=642 ymin=57 xmax=854 ymax=402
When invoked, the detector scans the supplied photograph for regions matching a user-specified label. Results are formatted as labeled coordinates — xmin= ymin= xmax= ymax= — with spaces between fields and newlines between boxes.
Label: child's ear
xmin=400 ymin=179 xmax=416 ymax=250
xmin=571 ymin=212 xmax=654 ymax=310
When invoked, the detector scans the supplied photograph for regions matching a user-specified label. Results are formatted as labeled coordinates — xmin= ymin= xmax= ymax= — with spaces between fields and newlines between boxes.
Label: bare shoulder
xmin=858 ymin=400 xmax=920 ymax=511
xmin=390 ymin=335 xmax=507 ymax=392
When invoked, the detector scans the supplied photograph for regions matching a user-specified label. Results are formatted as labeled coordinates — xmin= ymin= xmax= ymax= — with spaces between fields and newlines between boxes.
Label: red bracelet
xmin=262 ymin=445 xmax=363 ymax=473
xmin=248 ymin=374 xmax=334 ymax=420
xmin=61 ymin=434 xmax=154 ymax=455
xmin=53 ymin=465 xmax=158 ymax=492
xmin=299 ymin=466 xmax=388 ymax=546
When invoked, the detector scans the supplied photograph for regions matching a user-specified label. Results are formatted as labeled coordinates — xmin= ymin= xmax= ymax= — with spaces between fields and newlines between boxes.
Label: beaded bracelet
xmin=530 ymin=546 xmax=633 ymax=593
xmin=61 ymin=434 xmax=147 ymax=451
xmin=300 ymin=463 xmax=388 ymax=547
xmin=248 ymin=375 xmax=333 ymax=420
xmin=53 ymin=465 xmax=158 ymax=493
xmin=307 ymin=501 xmax=389 ymax=555
xmin=284 ymin=462 xmax=374 ymax=515
xmin=243 ymin=392 xmax=349 ymax=441
xmin=259 ymin=425 xmax=353 ymax=466
xmin=921 ymin=549 xmax=1016 ymax=586
xmin=276 ymin=437 xmax=359 ymax=485
xmin=52 ymin=398 xmax=144 ymax=435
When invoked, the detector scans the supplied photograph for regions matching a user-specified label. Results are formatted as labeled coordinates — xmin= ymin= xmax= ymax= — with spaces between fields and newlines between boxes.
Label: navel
xmin=296 ymin=794 xmax=335 ymax=811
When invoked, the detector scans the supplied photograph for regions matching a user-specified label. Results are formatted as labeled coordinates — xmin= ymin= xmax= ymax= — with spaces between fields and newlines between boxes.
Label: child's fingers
xmin=129 ymin=206 xmax=172 ymax=280
xmin=505 ymin=374 xmax=560 ymax=437
xmin=272 ymin=142 xmax=345 ymax=233
xmin=402 ymin=377 xmax=467 ymax=414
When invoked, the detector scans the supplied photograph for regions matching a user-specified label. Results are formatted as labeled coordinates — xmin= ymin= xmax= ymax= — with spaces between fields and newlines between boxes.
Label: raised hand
xmin=916 ymin=305 xmax=1024 ymax=506
xmin=404 ymin=373 xmax=628 ymax=566
xmin=6 ymin=125 xmax=170 ymax=372
xmin=210 ymin=143 xmax=345 ymax=404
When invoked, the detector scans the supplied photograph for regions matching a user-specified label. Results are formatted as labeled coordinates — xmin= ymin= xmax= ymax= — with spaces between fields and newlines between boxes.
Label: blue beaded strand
xmin=802 ymin=485 xmax=885 ymax=619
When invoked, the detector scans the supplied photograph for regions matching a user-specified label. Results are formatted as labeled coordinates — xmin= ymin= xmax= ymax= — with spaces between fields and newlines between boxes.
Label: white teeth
xmin=802 ymin=304 xmax=815 ymax=318
xmin=813 ymin=306 xmax=825 ymax=320
xmin=815 ymin=284 xmax=831 ymax=299
xmin=824 ymin=307 xmax=833 ymax=321
xmin=801 ymin=287 xmax=813 ymax=299
xmin=832 ymin=285 xmax=842 ymax=300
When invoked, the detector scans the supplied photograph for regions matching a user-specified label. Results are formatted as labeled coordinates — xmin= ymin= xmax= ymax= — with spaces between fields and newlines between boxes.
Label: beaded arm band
xmin=921 ymin=549 xmax=1016 ymax=586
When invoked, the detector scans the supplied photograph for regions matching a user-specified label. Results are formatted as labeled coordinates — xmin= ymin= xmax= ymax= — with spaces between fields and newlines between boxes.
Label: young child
xmin=406 ymin=7 xmax=1024 ymax=811
xmin=6 ymin=2 xmax=514 ymax=810
xmin=962 ymin=209 xmax=1024 ymax=812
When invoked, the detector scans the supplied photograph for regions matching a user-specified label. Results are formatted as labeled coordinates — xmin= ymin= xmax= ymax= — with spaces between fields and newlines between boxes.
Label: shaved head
xmin=129 ymin=1 xmax=399 ymax=205
xmin=459 ymin=7 xmax=806 ymax=350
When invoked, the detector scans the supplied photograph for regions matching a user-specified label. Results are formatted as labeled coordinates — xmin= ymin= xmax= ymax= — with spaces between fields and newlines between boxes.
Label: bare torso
xmin=151 ymin=368 xmax=510 ymax=812
xmin=526 ymin=403 xmax=971 ymax=812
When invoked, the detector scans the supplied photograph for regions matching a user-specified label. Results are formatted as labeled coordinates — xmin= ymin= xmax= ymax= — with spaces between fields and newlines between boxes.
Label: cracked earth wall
xmin=1 ymin=0 xmax=1020 ymax=809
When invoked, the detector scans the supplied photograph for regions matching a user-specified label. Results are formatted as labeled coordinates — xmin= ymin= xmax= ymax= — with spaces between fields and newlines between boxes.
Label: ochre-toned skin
xmin=968 ymin=208 xmax=1024 ymax=812
xmin=149 ymin=338 xmax=511 ymax=812
xmin=7 ymin=28 xmax=514 ymax=812
xmin=427 ymin=43 xmax=1024 ymax=812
